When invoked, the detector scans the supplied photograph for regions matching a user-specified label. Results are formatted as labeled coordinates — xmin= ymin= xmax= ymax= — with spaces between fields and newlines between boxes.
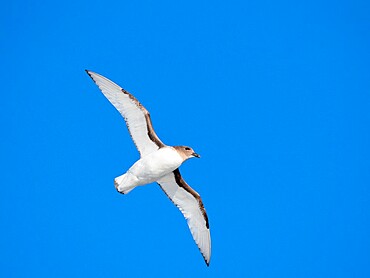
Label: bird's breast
xmin=129 ymin=147 xmax=183 ymax=183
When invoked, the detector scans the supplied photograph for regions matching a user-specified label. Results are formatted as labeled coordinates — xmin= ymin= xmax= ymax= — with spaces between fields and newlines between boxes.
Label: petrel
xmin=86 ymin=70 xmax=211 ymax=266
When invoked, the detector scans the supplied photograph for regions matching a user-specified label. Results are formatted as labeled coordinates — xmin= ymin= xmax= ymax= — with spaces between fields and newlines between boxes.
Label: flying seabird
xmin=86 ymin=70 xmax=211 ymax=266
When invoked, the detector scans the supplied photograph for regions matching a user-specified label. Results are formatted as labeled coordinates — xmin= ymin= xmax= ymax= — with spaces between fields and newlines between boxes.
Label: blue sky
xmin=1 ymin=0 xmax=370 ymax=277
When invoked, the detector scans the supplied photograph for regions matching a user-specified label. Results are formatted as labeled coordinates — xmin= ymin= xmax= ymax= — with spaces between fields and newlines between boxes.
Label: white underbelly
xmin=128 ymin=147 xmax=183 ymax=185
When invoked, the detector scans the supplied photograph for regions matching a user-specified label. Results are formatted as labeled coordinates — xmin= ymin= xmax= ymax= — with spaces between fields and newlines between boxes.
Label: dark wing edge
xmin=85 ymin=70 xmax=165 ymax=154
xmin=118 ymin=85 xmax=165 ymax=149
xmin=173 ymin=169 xmax=210 ymax=229
xmin=157 ymin=169 xmax=211 ymax=266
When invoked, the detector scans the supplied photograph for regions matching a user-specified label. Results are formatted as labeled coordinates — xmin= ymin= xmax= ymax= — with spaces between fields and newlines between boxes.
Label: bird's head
xmin=174 ymin=146 xmax=201 ymax=161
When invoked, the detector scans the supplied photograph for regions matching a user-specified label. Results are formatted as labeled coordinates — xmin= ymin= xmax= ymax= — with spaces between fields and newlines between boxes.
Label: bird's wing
xmin=86 ymin=70 xmax=164 ymax=157
xmin=157 ymin=169 xmax=211 ymax=266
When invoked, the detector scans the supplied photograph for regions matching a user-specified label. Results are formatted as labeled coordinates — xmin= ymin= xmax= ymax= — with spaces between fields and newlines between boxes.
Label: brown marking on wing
xmin=121 ymin=88 xmax=165 ymax=149
xmin=157 ymin=170 xmax=211 ymax=265
xmin=173 ymin=169 xmax=210 ymax=229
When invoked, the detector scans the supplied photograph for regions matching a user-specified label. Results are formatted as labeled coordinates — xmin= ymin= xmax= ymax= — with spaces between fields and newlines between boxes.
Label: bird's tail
xmin=114 ymin=173 xmax=136 ymax=194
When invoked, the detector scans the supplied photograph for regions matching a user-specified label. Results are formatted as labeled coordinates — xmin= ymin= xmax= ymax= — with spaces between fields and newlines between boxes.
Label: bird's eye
xmin=185 ymin=147 xmax=191 ymax=151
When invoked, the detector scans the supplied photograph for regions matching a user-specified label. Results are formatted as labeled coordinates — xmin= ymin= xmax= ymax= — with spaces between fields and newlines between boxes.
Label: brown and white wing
xmin=157 ymin=169 xmax=211 ymax=266
xmin=86 ymin=70 xmax=164 ymax=157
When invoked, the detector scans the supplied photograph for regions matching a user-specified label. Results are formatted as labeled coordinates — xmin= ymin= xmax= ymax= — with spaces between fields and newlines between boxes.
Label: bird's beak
xmin=192 ymin=152 xmax=201 ymax=158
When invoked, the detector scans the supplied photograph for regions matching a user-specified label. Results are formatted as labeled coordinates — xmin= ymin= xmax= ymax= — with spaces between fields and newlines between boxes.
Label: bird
xmin=86 ymin=70 xmax=211 ymax=266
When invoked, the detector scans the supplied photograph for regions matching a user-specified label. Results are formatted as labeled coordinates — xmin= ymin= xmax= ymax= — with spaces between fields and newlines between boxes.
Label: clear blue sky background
xmin=1 ymin=0 xmax=370 ymax=277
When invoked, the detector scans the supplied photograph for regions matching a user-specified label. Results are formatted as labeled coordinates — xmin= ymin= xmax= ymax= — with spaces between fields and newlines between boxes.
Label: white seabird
xmin=86 ymin=70 xmax=211 ymax=266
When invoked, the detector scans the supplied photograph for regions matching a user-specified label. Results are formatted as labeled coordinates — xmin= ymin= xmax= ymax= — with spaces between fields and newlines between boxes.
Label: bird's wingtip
xmin=85 ymin=70 xmax=96 ymax=80
xmin=203 ymin=255 xmax=210 ymax=266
